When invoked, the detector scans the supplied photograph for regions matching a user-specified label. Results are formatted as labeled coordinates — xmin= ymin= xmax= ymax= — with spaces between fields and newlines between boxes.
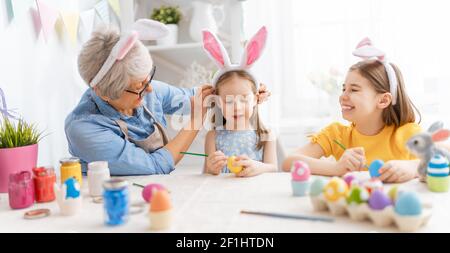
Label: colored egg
xmin=363 ymin=178 xmax=383 ymax=194
xmin=427 ymin=154 xmax=449 ymax=177
xmin=369 ymin=159 xmax=384 ymax=178
xmin=150 ymin=190 xmax=172 ymax=212
xmin=395 ymin=192 xmax=422 ymax=216
xmin=310 ymin=177 xmax=327 ymax=197
xmin=388 ymin=185 xmax=400 ymax=201
xmin=346 ymin=185 xmax=369 ymax=205
xmin=323 ymin=177 xmax=348 ymax=202
xmin=142 ymin=183 xmax=166 ymax=203
xmin=227 ymin=156 xmax=243 ymax=174
xmin=291 ymin=161 xmax=310 ymax=181
xmin=343 ymin=174 xmax=357 ymax=187
xmin=368 ymin=189 xmax=392 ymax=210
xmin=64 ymin=177 xmax=80 ymax=199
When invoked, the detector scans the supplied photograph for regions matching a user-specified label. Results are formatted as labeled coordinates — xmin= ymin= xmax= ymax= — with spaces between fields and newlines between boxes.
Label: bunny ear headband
xmin=89 ymin=19 xmax=169 ymax=88
xmin=202 ymin=26 xmax=267 ymax=89
xmin=352 ymin=37 xmax=399 ymax=105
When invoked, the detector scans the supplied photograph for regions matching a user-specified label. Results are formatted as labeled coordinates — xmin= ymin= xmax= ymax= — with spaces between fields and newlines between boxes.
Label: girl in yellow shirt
xmin=283 ymin=38 xmax=423 ymax=183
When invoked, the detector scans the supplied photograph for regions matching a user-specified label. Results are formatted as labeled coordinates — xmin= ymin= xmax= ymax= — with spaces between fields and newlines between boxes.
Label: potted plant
xmin=0 ymin=116 xmax=44 ymax=193
xmin=151 ymin=5 xmax=182 ymax=45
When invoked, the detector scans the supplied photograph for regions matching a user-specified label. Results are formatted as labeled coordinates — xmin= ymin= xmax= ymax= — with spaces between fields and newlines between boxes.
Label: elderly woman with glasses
xmin=65 ymin=21 xmax=270 ymax=175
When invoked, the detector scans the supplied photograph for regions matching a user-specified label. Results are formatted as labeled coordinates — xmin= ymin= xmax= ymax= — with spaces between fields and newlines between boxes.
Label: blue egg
xmin=310 ymin=177 xmax=327 ymax=197
xmin=369 ymin=159 xmax=384 ymax=178
xmin=65 ymin=177 xmax=80 ymax=199
xmin=394 ymin=192 xmax=422 ymax=216
xmin=427 ymin=154 xmax=449 ymax=177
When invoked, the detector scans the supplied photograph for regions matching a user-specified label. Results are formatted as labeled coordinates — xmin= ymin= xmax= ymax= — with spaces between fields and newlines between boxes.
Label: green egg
xmin=310 ymin=177 xmax=327 ymax=197
xmin=346 ymin=186 xmax=369 ymax=205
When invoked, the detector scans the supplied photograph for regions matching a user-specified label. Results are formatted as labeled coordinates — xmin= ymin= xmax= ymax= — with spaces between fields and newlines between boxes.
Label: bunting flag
xmin=60 ymin=11 xmax=79 ymax=45
xmin=108 ymin=0 xmax=120 ymax=18
xmin=30 ymin=7 xmax=41 ymax=38
xmin=94 ymin=0 xmax=110 ymax=24
xmin=35 ymin=0 xmax=60 ymax=42
xmin=5 ymin=0 xmax=14 ymax=23
xmin=10 ymin=0 xmax=34 ymax=20
xmin=79 ymin=9 xmax=95 ymax=38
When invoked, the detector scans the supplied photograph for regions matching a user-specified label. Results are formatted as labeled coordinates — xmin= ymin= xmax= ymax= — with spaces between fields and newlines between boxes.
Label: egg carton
xmin=310 ymin=194 xmax=432 ymax=232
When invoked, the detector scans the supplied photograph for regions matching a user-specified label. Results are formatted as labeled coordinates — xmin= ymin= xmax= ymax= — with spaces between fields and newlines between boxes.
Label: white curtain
xmin=243 ymin=0 xmax=450 ymax=148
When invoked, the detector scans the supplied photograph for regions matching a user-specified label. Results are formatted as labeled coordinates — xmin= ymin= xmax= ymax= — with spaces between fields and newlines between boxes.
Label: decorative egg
xmin=388 ymin=185 xmax=400 ymax=201
xmin=368 ymin=189 xmax=392 ymax=210
xmin=142 ymin=183 xmax=166 ymax=203
xmin=369 ymin=159 xmax=384 ymax=178
xmin=150 ymin=189 xmax=172 ymax=212
xmin=323 ymin=177 xmax=348 ymax=202
xmin=346 ymin=185 xmax=369 ymax=205
xmin=427 ymin=154 xmax=449 ymax=178
xmin=395 ymin=192 xmax=422 ymax=216
xmin=291 ymin=161 xmax=310 ymax=181
xmin=363 ymin=178 xmax=383 ymax=194
xmin=65 ymin=177 xmax=80 ymax=199
xmin=343 ymin=174 xmax=357 ymax=187
xmin=310 ymin=177 xmax=327 ymax=197
xmin=227 ymin=156 xmax=243 ymax=174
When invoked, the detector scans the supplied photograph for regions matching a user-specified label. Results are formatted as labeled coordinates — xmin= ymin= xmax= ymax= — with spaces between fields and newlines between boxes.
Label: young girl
xmin=202 ymin=27 xmax=277 ymax=177
xmin=283 ymin=38 xmax=422 ymax=183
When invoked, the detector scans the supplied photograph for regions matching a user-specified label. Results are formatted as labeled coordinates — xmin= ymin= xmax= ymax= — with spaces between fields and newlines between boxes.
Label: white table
xmin=1 ymin=170 xmax=449 ymax=233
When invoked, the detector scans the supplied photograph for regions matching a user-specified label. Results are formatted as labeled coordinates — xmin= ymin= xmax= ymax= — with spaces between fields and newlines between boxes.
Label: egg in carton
xmin=309 ymin=177 xmax=433 ymax=232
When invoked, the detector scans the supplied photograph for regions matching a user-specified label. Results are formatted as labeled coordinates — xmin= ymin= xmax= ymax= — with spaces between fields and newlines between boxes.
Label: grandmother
xmin=65 ymin=20 xmax=270 ymax=175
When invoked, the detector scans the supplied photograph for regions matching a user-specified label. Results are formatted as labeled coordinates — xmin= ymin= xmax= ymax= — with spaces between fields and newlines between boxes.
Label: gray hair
xmin=78 ymin=26 xmax=152 ymax=100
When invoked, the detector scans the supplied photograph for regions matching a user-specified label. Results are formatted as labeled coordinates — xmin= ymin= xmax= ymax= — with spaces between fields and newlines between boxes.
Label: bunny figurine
xmin=202 ymin=26 xmax=267 ymax=88
xmin=406 ymin=121 xmax=450 ymax=182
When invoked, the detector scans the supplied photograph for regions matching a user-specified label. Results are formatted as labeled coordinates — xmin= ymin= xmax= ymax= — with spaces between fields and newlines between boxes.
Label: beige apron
xmin=115 ymin=106 xmax=169 ymax=153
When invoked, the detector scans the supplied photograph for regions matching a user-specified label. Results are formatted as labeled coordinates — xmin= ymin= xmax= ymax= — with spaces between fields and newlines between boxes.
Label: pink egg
xmin=291 ymin=161 xmax=310 ymax=181
xmin=142 ymin=183 xmax=166 ymax=203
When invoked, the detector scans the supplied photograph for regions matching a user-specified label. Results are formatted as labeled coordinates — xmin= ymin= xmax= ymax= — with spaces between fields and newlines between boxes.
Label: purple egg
xmin=343 ymin=174 xmax=357 ymax=187
xmin=368 ymin=189 xmax=392 ymax=210
xmin=142 ymin=183 xmax=166 ymax=203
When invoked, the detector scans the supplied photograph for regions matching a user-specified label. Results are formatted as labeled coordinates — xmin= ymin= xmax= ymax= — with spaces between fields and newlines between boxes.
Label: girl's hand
xmin=378 ymin=160 xmax=418 ymax=183
xmin=234 ymin=155 xmax=264 ymax=177
xmin=336 ymin=147 xmax=366 ymax=174
xmin=205 ymin=151 xmax=227 ymax=175
xmin=257 ymin=83 xmax=271 ymax=104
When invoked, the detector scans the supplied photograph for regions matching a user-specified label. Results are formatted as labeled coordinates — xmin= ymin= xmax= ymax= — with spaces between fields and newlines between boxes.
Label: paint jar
xmin=32 ymin=166 xmax=56 ymax=203
xmin=60 ymin=157 xmax=82 ymax=186
xmin=8 ymin=171 xmax=34 ymax=209
xmin=103 ymin=178 xmax=129 ymax=226
xmin=88 ymin=161 xmax=110 ymax=197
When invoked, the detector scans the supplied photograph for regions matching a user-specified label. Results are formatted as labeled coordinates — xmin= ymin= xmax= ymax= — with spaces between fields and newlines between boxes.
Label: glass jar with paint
xmin=87 ymin=161 xmax=110 ymax=197
xmin=32 ymin=166 xmax=56 ymax=203
xmin=103 ymin=178 xmax=129 ymax=226
xmin=59 ymin=157 xmax=82 ymax=187
xmin=8 ymin=171 xmax=35 ymax=209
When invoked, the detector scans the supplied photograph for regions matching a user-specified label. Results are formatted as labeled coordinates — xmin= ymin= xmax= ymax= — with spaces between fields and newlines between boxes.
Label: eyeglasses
xmin=125 ymin=65 xmax=156 ymax=98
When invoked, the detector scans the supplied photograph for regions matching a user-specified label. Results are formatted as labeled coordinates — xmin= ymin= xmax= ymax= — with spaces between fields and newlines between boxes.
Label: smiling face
xmin=216 ymin=74 xmax=257 ymax=129
xmin=340 ymin=70 xmax=391 ymax=125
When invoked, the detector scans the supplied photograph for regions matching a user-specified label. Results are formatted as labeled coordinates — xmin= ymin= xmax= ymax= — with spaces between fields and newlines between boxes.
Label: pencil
xmin=240 ymin=210 xmax=334 ymax=222
xmin=180 ymin=151 xmax=208 ymax=157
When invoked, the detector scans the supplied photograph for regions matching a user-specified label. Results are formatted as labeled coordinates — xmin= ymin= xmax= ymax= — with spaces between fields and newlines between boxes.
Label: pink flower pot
xmin=0 ymin=144 xmax=38 ymax=193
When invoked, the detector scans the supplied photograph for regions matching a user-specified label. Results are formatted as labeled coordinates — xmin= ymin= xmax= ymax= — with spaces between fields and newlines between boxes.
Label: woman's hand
xmin=335 ymin=147 xmax=366 ymax=175
xmin=378 ymin=160 xmax=419 ymax=183
xmin=234 ymin=155 xmax=265 ymax=177
xmin=257 ymin=83 xmax=271 ymax=104
xmin=190 ymin=84 xmax=214 ymax=129
xmin=205 ymin=151 xmax=227 ymax=175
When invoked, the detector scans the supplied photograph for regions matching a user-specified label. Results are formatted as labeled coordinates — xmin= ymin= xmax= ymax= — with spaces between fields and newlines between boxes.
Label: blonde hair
xmin=349 ymin=60 xmax=421 ymax=127
xmin=212 ymin=70 xmax=268 ymax=150
xmin=77 ymin=26 xmax=152 ymax=100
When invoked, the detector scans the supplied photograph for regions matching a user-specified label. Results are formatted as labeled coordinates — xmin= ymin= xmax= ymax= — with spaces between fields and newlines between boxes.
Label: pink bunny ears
xmin=352 ymin=37 xmax=399 ymax=105
xmin=202 ymin=26 xmax=267 ymax=88
xmin=90 ymin=19 xmax=169 ymax=88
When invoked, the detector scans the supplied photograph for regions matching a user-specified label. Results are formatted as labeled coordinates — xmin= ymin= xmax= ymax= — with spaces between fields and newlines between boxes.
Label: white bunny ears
xmin=202 ymin=26 xmax=267 ymax=88
xmin=352 ymin=37 xmax=399 ymax=105
xmin=89 ymin=19 xmax=169 ymax=88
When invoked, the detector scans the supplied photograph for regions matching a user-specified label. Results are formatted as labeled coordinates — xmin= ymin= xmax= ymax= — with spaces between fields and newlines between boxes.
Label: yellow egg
xmin=323 ymin=177 xmax=349 ymax=202
xmin=227 ymin=156 xmax=243 ymax=174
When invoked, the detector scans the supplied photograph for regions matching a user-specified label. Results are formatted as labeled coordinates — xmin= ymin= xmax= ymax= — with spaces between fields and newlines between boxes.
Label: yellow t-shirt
xmin=310 ymin=122 xmax=422 ymax=164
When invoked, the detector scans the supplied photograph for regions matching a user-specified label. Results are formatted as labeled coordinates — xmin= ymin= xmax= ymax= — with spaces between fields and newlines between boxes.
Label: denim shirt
xmin=65 ymin=80 xmax=195 ymax=175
